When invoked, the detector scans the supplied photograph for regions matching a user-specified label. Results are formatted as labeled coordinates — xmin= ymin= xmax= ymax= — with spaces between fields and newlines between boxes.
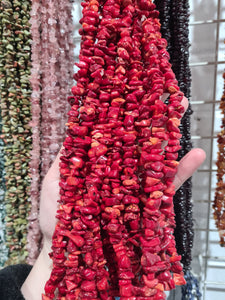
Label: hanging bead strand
xmin=0 ymin=0 xmax=8 ymax=267
xmin=56 ymin=0 xmax=74 ymax=141
xmin=43 ymin=0 xmax=187 ymax=299
xmin=43 ymin=0 xmax=109 ymax=298
xmin=40 ymin=0 xmax=60 ymax=178
xmin=136 ymin=2 xmax=185 ymax=297
xmin=27 ymin=0 xmax=75 ymax=264
xmin=214 ymin=71 xmax=225 ymax=246
xmin=0 ymin=0 xmax=32 ymax=265
xmin=155 ymin=1 xmax=202 ymax=298
xmin=155 ymin=0 xmax=193 ymax=273
xmin=27 ymin=0 xmax=42 ymax=265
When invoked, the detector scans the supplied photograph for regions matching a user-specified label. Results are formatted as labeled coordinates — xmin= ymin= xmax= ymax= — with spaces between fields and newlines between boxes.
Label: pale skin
xmin=21 ymin=96 xmax=206 ymax=300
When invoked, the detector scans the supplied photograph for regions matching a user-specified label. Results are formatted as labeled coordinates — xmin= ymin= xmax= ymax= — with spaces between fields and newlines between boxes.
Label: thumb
xmin=174 ymin=148 xmax=206 ymax=191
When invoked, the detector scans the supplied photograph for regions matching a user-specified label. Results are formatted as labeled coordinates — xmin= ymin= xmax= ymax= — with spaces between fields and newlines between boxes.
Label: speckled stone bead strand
xmin=0 ymin=0 xmax=32 ymax=265
xmin=0 ymin=2 xmax=8 ymax=266
xmin=0 ymin=117 xmax=8 ymax=266
xmin=181 ymin=270 xmax=202 ymax=300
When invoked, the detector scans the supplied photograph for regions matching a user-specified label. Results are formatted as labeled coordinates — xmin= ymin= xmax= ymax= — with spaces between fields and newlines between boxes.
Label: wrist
xmin=21 ymin=240 xmax=52 ymax=300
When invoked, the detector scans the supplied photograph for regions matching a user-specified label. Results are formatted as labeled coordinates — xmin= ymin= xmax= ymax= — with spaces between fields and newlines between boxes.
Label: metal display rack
xmin=188 ymin=0 xmax=225 ymax=299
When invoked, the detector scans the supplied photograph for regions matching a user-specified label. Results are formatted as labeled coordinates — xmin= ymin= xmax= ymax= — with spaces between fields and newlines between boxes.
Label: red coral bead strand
xmin=157 ymin=25 xmax=186 ymax=287
xmin=137 ymin=4 xmax=170 ymax=299
xmin=118 ymin=2 xmax=148 ymax=294
xmin=43 ymin=0 xmax=188 ymax=299
xmin=133 ymin=1 xmax=185 ymax=298
xmin=68 ymin=0 xmax=135 ymax=297
xmin=43 ymin=0 xmax=104 ymax=299
xmin=152 ymin=6 xmax=186 ymax=288
xmin=112 ymin=4 xmax=144 ymax=299
xmin=62 ymin=1 xmax=111 ymax=298
xmin=95 ymin=0 xmax=140 ymax=297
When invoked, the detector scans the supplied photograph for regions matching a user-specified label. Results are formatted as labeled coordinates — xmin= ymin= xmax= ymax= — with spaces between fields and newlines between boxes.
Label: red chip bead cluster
xmin=43 ymin=0 xmax=186 ymax=299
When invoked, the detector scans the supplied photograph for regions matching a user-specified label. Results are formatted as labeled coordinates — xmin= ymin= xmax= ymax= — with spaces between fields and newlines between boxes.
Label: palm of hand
xmin=39 ymin=153 xmax=60 ymax=245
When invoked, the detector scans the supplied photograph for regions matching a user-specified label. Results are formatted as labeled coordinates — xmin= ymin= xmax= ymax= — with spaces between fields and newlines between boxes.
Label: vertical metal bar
xmin=202 ymin=0 xmax=221 ymax=298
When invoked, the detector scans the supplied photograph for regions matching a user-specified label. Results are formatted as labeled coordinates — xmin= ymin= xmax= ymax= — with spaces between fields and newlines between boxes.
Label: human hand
xmin=39 ymin=96 xmax=206 ymax=251
xmin=22 ymin=97 xmax=205 ymax=300
xmin=39 ymin=150 xmax=62 ymax=249
xmin=172 ymin=96 xmax=206 ymax=190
